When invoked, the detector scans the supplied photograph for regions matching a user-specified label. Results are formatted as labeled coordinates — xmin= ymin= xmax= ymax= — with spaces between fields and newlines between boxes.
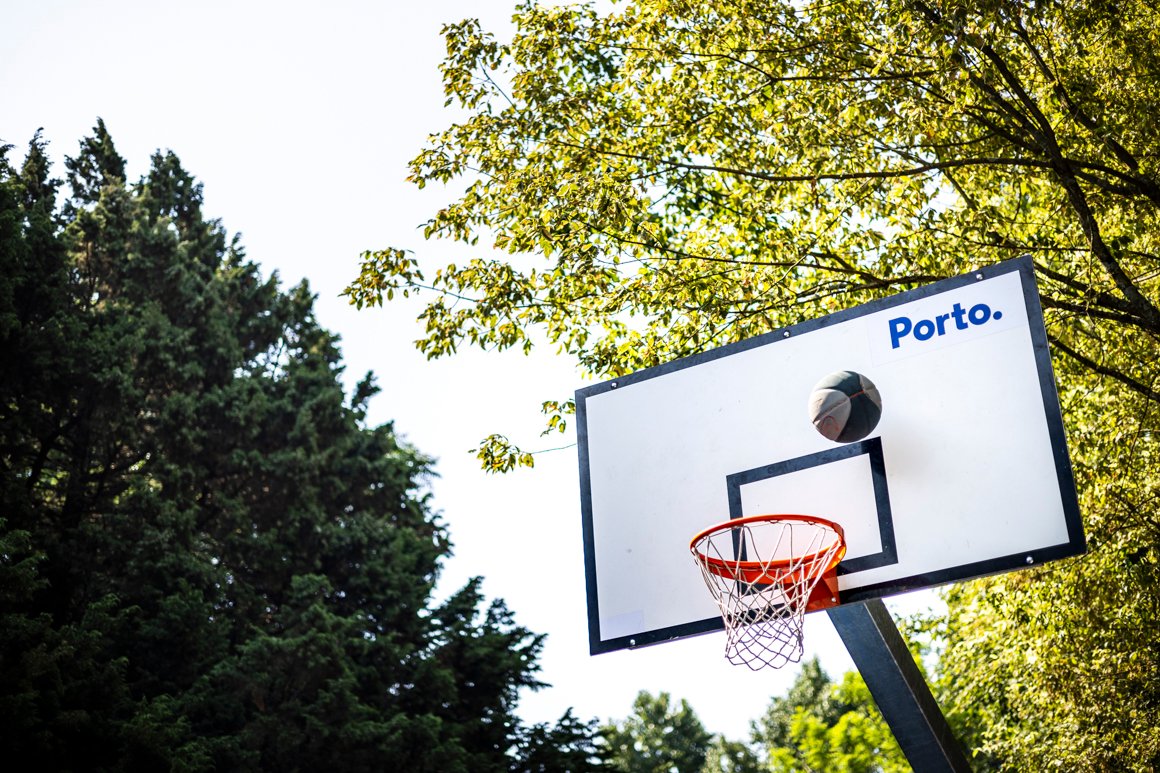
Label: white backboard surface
xmin=576 ymin=257 xmax=1084 ymax=654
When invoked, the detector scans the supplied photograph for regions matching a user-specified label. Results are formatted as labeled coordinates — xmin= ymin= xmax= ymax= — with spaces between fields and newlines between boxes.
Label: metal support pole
xmin=827 ymin=599 xmax=972 ymax=773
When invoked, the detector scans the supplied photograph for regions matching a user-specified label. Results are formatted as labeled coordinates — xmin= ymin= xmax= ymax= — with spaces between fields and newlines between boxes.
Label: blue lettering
xmin=887 ymin=302 xmax=1002 ymax=349
xmin=951 ymin=303 xmax=969 ymax=330
xmin=888 ymin=316 xmax=912 ymax=349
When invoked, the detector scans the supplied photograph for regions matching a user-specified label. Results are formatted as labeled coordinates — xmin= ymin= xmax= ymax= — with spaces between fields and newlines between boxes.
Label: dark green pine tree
xmin=513 ymin=709 xmax=610 ymax=772
xmin=0 ymin=123 xmax=604 ymax=772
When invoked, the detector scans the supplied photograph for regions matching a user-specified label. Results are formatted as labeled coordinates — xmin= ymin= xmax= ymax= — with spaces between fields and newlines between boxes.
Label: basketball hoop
xmin=690 ymin=514 xmax=846 ymax=670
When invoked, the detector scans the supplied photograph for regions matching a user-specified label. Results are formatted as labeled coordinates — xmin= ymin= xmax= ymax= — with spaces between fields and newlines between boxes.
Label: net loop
xmin=690 ymin=514 xmax=846 ymax=670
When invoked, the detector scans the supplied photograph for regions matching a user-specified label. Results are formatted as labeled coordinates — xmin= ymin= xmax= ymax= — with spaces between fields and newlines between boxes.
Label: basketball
xmin=808 ymin=370 xmax=882 ymax=443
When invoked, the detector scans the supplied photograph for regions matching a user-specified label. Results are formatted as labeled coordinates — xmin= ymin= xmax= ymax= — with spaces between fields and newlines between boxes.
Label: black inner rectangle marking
xmin=725 ymin=436 xmax=898 ymax=576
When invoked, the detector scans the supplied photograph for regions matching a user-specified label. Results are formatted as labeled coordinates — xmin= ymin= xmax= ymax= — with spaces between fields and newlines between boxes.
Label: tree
xmin=701 ymin=736 xmax=763 ymax=773
xmin=751 ymin=659 xmax=909 ymax=773
xmin=349 ymin=0 xmax=1160 ymax=422
xmin=920 ymin=378 xmax=1160 ymax=771
xmin=512 ymin=709 xmax=611 ymax=772
xmin=601 ymin=691 xmax=713 ymax=773
xmin=347 ymin=1 xmax=1160 ymax=767
xmin=0 ymin=124 xmax=600 ymax=771
xmin=597 ymin=668 xmax=907 ymax=773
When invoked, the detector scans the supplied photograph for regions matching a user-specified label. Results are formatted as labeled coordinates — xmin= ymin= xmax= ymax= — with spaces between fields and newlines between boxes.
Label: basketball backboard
xmin=576 ymin=256 xmax=1084 ymax=655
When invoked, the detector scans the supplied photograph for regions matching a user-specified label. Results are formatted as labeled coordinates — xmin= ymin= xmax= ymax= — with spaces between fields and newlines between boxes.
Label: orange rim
xmin=690 ymin=514 xmax=847 ymax=584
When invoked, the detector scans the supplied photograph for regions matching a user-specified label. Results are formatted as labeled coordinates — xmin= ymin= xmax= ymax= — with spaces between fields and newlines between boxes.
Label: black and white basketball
xmin=808 ymin=370 xmax=882 ymax=443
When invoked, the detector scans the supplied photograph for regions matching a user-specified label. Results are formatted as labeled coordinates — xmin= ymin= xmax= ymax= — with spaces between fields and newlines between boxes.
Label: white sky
xmin=3 ymin=0 xmax=935 ymax=739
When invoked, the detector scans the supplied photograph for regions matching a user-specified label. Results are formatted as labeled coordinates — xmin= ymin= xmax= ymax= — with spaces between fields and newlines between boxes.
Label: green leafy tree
xmin=752 ymin=660 xmax=909 ymax=773
xmin=349 ymin=1 xmax=1160 ymax=767
xmin=701 ymin=736 xmax=763 ymax=773
xmin=923 ymin=376 xmax=1160 ymax=771
xmin=0 ymin=123 xmax=601 ymax=771
xmin=601 ymin=691 xmax=713 ymax=773
xmin=349 ymin=0 xmax=1160 ymax=420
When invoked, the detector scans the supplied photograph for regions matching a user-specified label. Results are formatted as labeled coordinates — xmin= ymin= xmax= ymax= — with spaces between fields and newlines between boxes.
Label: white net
xmin=691 ymin=516 xmax=844 ymax=670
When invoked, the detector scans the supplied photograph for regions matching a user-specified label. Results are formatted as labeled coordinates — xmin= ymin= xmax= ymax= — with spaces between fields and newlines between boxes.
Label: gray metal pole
xmin=826 ymin=599 xmax=972 ymax=773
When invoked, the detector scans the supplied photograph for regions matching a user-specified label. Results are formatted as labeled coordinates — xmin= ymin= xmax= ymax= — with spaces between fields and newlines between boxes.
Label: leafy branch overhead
xmin=470 ymin=399 xmax=574 ymax=474
xmin=349 ymin=0 xmax=1159 ymax=388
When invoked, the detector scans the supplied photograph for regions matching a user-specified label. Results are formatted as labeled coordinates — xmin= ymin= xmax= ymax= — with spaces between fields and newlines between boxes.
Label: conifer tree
xmin=0 ymin=124 xmax=602 ymax=772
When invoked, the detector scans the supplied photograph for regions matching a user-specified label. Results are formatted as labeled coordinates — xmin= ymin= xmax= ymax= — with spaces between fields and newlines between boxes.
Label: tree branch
xmin=548 ymin=138 xmax=1056 ymax=184
xmin=1012 ymin=15 xmax=1142 ymax=174
xmin=1048 ymin=333 xmax=1160 ymax=403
